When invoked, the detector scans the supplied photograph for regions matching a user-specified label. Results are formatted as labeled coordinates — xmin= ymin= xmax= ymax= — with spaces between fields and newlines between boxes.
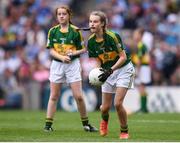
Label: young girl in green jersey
xmin=44 ymin=5 xmax=97 ymax=132
xmin=132 ymin=28 xmax=151 ymax=113
xmin=87 ymin=11 xmax=135 ymax=139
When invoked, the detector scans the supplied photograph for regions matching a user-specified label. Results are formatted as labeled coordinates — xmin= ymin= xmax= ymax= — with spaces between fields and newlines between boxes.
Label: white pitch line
xmin=129 ymin=119 xmax=180 ymax=124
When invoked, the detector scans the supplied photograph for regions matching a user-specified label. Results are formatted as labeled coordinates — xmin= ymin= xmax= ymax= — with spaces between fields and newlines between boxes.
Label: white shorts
xmin=49 ymin=59 xmax=82 ymax=83
xmin=135 ymin=65 xmax=151 ymax=85
xmin=102 ymin=62 xmax=135 ymax=93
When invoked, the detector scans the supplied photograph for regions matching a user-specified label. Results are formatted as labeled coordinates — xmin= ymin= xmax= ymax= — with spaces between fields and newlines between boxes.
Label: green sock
xmin=120 ymin=125 xmax=128 ymax=133
xmin=101 ymin=113 xmax=109 ymax=122
xmin=141 ymin=94 xmax=147 ymax=112
xmin=45 ymin=118 xmax=53 ymax=127
xmin=81 ymin=117 xmax=89 ymax=126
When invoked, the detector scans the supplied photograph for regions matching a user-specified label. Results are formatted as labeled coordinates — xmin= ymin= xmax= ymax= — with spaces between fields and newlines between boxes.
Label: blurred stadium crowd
xmin=0 ymin=0 xmax=179 ymax=109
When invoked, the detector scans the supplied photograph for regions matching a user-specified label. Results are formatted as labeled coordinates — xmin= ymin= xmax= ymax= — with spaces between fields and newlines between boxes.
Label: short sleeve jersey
xmin=87 ymin=30 xmax=131 ymax=69
xmin=46 ymin=24 xmax=85 ymax=60
xmin=131 ymin=41 xmax=150 ymax=65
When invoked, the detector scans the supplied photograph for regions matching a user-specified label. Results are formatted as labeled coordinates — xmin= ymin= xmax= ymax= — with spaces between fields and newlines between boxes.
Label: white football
xmin=88 ymin=68 xmax=104 ymax=86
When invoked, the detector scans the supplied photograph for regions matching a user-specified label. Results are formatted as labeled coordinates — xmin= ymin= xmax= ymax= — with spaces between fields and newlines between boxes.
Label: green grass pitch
xmin=0 ymin=110 xmax=180 ymax=142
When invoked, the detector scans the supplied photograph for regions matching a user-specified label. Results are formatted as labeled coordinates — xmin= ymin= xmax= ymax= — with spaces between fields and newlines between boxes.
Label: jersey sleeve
xmin=114 ymin=33 xmax=125 ymax=52
xmin=137 ymin=42 xmax=147 ymax=58
xmin=46 ymin=28 xmax=54 ymax=49
xmin=75 ymin=31 xmax=85 ymax=50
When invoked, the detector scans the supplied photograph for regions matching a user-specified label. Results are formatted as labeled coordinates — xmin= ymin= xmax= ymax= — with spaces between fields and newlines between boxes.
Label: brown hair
xmin=90 ymin=11 xmax=108 ymax=31
xmin=136 ymin=28 xmax=145 ymax=36
xmin=55 ymin=5 xmax=72 ymax=23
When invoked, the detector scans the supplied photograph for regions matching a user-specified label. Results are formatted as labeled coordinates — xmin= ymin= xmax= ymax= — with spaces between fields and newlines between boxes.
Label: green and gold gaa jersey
xmin=87 ymin=30 xmax=131 ymax=69
xmin=46 ymin=24 xmax=85 ymax=60
xmin=131 ymin=41 xmax=150 ymax=66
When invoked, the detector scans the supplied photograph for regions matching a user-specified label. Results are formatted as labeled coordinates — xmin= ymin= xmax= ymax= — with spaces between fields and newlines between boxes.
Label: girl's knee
xmin=100 ymin=104 xmax=111 ymax=113
xmin=114 ymin=102 xmax=123 ymax=109
xmin=75 ymin=95 xmax=83 ymax=102
xmin=49 ymin=93 xmax=59 ymax=101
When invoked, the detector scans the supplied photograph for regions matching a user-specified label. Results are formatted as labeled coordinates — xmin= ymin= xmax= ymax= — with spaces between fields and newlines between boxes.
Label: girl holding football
xmin=87 ymin=11 xmax=135 ymax=139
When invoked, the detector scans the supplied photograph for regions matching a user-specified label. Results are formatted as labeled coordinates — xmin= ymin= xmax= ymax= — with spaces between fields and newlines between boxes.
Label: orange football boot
xmin=119 ymin=132 xmax=129 ymax=139
xmin=100 ymin=120 xmax=108 ymax=136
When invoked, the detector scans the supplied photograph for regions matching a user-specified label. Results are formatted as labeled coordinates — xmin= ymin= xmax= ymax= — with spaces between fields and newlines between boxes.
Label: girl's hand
xmin=61 ymin=55 xmax=71 ymax=63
